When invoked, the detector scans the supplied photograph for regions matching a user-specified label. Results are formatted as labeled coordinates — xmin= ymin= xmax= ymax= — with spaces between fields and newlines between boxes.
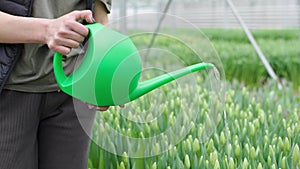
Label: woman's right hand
xmin=45 ymin=10 xmax=95 ymax=55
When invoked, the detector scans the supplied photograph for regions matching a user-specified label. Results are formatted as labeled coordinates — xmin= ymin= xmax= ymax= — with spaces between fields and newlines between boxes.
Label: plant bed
xmin=88 ymin=79 xmax=300 ymax=169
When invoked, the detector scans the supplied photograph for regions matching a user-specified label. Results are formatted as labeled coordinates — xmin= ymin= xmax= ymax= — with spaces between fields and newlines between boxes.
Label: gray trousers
xmin=0 ymin=90 xmax=95 ymax=169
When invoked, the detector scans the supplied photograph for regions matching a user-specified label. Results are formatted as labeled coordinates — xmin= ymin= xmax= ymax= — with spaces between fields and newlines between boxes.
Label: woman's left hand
xmin=87 ymin=104 xmax=125 ymax=112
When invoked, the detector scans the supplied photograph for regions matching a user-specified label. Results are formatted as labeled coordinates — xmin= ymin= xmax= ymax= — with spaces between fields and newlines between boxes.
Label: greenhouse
xmin=87 ymin=0 xmax=300 ymax=168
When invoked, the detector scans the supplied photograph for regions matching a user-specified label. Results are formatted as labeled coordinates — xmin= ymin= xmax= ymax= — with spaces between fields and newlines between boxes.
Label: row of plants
xmin=88 ymin=78 xmax=300 ymax=169
xmin=87 ymin=28 xmax=299 ymax=168
xmin=130 ymin=28 xmax=300 ymax=87
xmin=214 ymin=39 xmax=300 ymax=86
xmin=201 ymin=29 xmax=299 ymax=42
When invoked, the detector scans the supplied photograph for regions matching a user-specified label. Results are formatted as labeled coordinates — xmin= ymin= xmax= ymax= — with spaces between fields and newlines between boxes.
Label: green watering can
xmin=53 ymin=23 xmax=213 ymax=106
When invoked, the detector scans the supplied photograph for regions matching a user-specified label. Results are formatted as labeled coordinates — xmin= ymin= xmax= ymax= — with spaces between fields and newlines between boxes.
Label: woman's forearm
xmin=0 ymin=0 xmax=109 ymax=44
xmin=0 ymin=0 xmax=110 ymax=55
xmin=0 ymin=11 xmax=48 ymax=44
xmin=0 ymin=10 xmax=94 ymax=55
xmin=94 ymin=0 xmax=109 ymax=25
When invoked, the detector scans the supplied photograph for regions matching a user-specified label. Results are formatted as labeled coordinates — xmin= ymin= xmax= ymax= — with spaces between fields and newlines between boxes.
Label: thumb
xmin=72 ymin=10 xmax=95 ymax=23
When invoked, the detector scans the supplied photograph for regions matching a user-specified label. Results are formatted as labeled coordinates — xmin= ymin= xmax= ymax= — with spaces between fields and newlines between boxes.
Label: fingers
xmin=67 ymin=10 xmax=95 ymax=36
xmin=87 ymin=104 xmax=125 ymax=112
xmin=72 ymin=10 xmax=94 ymax=23
xmin=47 ymin=33 xmax=81 ymax=55
xmin=46 ymin=10 xmax=95 ymax=55
xmin=88 ymin=104 xmax=110 ymax=112
xmin=60 ymin=30 xmax=85 ymax=43
xmin=68 ymin=21 xmax=89 ymax=37
xmin=97 ymin=106 xmax=110 ymax=111
xmin=48 ymin=45 xmax=71 ymax=56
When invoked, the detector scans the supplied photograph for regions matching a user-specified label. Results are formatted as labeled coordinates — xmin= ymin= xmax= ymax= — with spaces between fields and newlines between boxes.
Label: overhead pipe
xmin=225 ymin=0 xmax=282 ymax=89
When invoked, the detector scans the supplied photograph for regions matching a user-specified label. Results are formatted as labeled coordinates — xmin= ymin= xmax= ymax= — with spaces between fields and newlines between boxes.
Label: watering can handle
xmin=53 ymin=23 xmax=106 ymax=91
xmin=53 ymin=52 xmax=68 ymax=87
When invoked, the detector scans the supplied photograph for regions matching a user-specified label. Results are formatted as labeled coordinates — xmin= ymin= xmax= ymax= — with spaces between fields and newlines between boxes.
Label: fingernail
xmin=91 ymin=17 xmax=96 ymax=23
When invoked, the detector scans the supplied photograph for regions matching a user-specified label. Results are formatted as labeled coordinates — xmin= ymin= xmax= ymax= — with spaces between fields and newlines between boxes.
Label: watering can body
xmin=53 ymin=23 xmax=213 ymax=106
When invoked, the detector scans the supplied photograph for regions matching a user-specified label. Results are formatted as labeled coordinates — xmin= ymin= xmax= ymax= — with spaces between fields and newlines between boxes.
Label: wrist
xmin=36 ymin=18 xmax=51 ymax=44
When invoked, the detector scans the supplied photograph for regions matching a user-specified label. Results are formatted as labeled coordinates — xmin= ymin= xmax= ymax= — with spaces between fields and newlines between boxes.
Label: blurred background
xmin=111 ymin=0 xmax=300 ymax=30
xmin=107 ymin=0 xmax=300 ymax=87
xmin=88 ymin=1 xmax=300 ymax=168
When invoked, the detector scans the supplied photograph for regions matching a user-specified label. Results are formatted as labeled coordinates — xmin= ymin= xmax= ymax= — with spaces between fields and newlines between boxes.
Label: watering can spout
xmin=129 ymin=62 xmax=214 ymax=101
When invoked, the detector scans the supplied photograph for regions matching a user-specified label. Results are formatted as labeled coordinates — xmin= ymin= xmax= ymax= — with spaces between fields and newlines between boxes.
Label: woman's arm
xmin=0 ymin=11 xmax=48 ymax=44
xmin=0 ymin=10 xmax=94 ymax=55
xmin=94 ymin=0 xmax=109 ymax=25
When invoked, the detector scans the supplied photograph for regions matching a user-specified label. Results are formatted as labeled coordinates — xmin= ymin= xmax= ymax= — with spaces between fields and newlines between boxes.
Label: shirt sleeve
xmin=98 ymin=0 xmax=112 ymax=13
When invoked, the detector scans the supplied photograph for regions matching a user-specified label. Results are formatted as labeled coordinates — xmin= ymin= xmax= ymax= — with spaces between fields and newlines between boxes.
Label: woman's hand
xmin=45 ymin=10 xmax=95 ymax=55
xmin=87 ymin=104 xmax=125 ymax=112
